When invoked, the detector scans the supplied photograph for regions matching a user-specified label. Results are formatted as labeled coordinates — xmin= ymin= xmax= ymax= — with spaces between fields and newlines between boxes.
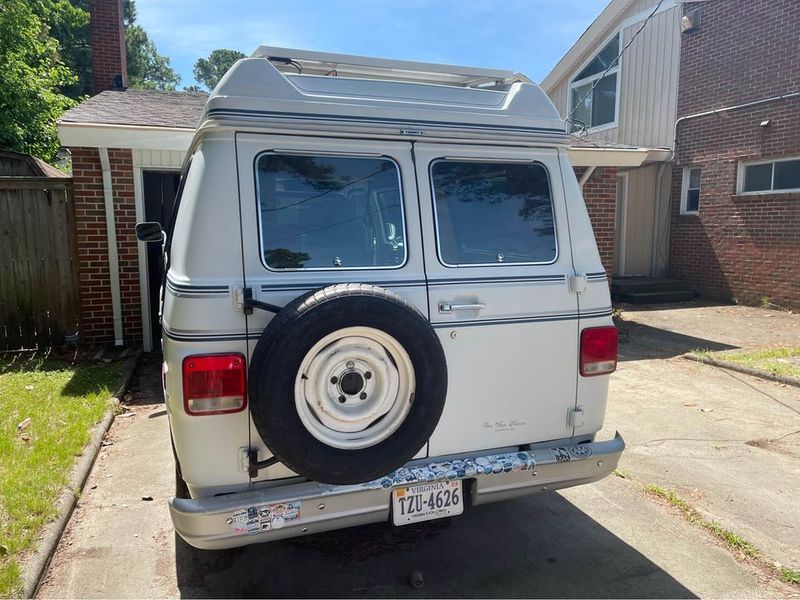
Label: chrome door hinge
xmin=568 ymin=273 xmax=588 ymax=294
xmin=568 ymin=406 xmax=585 ymax=428
xmin=232 ymin=286 xmax=246 ymax=312
xmin=233 ymin=286 xmax=282 ymax=315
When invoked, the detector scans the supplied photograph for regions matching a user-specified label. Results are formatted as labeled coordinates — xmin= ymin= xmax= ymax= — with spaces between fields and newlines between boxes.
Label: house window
xmin=569 ymin=33 xmax=620 ymax=132
xmin=681 ymin=167 xmax=701 ymax=214
xmin=739 ymin=157 xmax=800 ymax=194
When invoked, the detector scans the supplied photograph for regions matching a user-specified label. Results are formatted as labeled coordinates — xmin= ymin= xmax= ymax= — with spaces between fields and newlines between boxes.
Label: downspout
xmin=650 ymin=161 xmax=667 ymax=276
xmin=578 ymin=166 xmax=596 ymax=188
xmin=99 ymin=148 xmax=124 ymax=346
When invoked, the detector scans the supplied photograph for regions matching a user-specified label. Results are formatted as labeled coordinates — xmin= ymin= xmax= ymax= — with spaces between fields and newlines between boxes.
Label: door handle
xmin=438 ymin=302 xmax=486 ymax=313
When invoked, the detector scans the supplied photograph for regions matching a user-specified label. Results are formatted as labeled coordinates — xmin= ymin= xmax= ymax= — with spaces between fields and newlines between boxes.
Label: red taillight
xmin=580 ymin=326 xmax=618 ymax=377
xmin=182 ymin=354 xmax=247 ymax=415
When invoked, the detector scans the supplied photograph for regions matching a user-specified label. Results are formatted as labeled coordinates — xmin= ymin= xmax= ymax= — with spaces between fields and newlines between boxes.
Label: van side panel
xmin=558 ymin=150 xmax=614 ymax=438
xmin=163 ymin=137 xmax=252 ymax=497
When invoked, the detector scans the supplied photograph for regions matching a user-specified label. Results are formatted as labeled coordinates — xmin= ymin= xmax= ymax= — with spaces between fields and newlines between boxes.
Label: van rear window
xmin=430 ymin=160 xmax=556 ymax=266
xmin=256 ymin=154 xmax=406 ymax=270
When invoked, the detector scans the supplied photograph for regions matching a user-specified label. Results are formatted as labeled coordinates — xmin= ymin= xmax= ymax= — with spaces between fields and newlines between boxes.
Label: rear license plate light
xmin=182 ymin=354 xmax=247 ymax=415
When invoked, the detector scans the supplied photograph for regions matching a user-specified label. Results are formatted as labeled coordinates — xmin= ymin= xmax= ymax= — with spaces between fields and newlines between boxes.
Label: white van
xmin=136 ymin=48 xmax=623 ymax=550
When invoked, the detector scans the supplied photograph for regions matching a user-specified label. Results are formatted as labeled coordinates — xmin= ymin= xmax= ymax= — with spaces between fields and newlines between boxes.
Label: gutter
xmin=99 ymin=148 xmax=124 ymax=346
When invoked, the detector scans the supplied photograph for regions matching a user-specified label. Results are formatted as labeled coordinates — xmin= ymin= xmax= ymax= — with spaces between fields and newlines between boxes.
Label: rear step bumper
xmin=170 ymin=432 xmax=625 ymax=549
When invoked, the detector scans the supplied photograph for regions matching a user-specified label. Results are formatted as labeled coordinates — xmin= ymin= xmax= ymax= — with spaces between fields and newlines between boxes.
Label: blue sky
xmin=135 ymin=0 xmax=608 ymax=89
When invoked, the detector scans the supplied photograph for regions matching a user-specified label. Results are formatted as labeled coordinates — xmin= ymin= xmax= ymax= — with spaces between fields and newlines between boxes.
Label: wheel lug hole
xmin=364 ymin=372 xmax=372 ymax=380
xmin=330 ymin=376 xmax=338 ymax=385
xmin=338 ymin=395 xmax=346 ymax=403
xmin=359 ymin=392 xmax=367 ymax=400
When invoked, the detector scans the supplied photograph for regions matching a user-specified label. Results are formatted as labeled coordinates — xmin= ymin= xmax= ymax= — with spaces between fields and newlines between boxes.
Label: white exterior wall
xmin=616 ymin=164 xmax=672 ymax=276
xmin=132 ymin=148 xmax=187 ymax=351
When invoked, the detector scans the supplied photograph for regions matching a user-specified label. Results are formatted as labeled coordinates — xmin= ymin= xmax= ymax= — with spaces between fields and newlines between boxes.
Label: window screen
xmin=431 ymin=160 xmax=556 ymax=266
xmin=256 ymin=154 xmax=405 ymax=269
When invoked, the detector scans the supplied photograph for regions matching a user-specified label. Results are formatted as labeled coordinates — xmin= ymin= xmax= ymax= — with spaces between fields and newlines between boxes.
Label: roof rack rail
xmin=251 ymin=46 xmax=530 ymax=88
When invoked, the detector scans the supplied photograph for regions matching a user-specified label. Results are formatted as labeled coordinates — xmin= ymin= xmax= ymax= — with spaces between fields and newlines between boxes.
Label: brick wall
xmin=71 ymin=147 xmax=141 ymax=345
xmin=575 ymin=166 xmax=618 ymax=277
xmin=90 ymin=0 xmax=127 ymax=93
xmin=669 ymin=0 xmax=800 ymax=309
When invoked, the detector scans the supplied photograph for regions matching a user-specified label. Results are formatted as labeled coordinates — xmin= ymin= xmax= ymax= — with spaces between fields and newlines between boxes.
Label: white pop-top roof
xmin=202 ymin=47 xmax=568 ymax=144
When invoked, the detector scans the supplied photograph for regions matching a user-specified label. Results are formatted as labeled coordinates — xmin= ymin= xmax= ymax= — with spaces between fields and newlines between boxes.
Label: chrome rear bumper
xmin=170 ymin=432 xmax=624 ymax=549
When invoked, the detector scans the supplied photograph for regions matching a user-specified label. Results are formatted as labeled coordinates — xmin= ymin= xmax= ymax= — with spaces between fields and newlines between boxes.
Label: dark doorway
xmin=143 ymin=170 xmax=180 ymax=350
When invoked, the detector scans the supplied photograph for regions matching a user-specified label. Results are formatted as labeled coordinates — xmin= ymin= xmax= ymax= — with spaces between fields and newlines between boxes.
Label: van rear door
xmin=413 ymin=143 xmax=578 ymax=456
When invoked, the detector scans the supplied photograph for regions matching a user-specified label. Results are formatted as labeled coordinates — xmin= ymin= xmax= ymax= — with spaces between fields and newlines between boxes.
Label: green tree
xmin=123 ymin=0 xmax=180 ymax=90
xmin=193 ymin=48 xmax=245 ymax=91
xmin=0 ymin=0 xmax=78 ymax=161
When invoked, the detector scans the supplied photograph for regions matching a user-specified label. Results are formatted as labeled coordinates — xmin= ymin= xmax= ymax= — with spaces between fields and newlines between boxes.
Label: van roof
xmin=203 ymin=47 xmax=567 ymax=145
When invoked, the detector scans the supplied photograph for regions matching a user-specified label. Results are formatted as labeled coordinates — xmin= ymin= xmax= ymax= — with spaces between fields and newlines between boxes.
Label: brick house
xmin=60 ymin=0 xmax=654 ymax=350
xmin=544 ymin=0 xmax=800 ymax=309
xmin=669 ymin=0 xmax=800 ymax=309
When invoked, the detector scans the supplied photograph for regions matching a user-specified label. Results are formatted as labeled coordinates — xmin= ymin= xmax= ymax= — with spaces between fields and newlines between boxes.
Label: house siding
xmin=618 ymin=164 xmax=672 ymax=276
xmin=545 ymin=1 xmax=680 ymax=148
xmin=669 ymin=0 xmax=800 ymax=309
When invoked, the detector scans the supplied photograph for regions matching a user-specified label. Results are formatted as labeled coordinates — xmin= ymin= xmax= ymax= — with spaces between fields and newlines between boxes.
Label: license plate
xmin=391 ymin=480 xmax=463 ymax=526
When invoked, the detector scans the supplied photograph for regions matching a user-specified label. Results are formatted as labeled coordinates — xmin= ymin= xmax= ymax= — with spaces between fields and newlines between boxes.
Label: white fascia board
xmin=58 ymin=122 xmax=195 ymax=151
xmin=568 ymin=147 xmax=651 ymax=167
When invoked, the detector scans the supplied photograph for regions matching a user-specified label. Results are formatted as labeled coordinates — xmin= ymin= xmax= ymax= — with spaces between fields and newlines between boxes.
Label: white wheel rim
xmin=294 ymin=326 xmax=416 ymax=450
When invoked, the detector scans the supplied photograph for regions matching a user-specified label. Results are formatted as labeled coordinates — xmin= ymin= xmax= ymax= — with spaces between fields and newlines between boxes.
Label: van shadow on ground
xmin=618 ymin=321 xmax=736 ymax=362
xmin=174 ymin=492 xmax=695 ymax=599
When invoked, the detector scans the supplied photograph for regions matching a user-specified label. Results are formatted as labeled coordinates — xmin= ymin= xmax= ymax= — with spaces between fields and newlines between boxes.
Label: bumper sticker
xmin=372 ymin=450 xmax=535 ymax=489
xmin=228 ymin=500 xmax=301 ymax=534
xmin=225 ymin=450 xmax=539 ymax=535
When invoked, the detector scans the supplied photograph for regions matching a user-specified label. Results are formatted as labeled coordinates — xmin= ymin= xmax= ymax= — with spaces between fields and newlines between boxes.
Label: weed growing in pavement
xmin=645 ymin=485 xmax=759 ymax=558
xmin=778 ymin=565 xmax=800 ymax=584
xmin=643 ymin=484 xmax=800 ymax=587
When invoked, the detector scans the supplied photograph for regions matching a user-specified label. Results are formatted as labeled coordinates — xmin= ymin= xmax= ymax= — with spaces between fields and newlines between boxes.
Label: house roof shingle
xmin=60 ymin=89 xmax=208 ymax=129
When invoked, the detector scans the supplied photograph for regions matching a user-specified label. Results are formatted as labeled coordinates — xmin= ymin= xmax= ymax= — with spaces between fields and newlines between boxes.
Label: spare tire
xmin=248 ymin=284 xmax=447 ymax=484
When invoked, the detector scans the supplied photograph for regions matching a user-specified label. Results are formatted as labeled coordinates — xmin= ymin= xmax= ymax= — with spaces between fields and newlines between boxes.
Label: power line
xmin=566 ymin=0 xmax=667 ymax=133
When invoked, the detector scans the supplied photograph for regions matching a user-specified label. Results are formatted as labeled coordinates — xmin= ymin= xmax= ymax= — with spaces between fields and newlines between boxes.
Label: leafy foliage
xmin=123 ymin=0 xmax=180 ymax=90
xmin=193 ymin=48 xmax=246 ymax=91
xmin=0 ymin=0 xmax=79 ymax=161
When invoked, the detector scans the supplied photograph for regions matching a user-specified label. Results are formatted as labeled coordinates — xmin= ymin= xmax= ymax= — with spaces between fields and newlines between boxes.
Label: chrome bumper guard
xmin=170 ymin=432 xmax=624 ymax=549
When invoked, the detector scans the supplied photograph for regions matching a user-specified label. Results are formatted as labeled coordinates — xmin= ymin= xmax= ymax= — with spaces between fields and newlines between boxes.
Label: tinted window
xmin=431 ymin=161 xmax=556 ymax=266
xmin=256 ymin=154 xmax=405 ymax=269
xmin=773 ymin=159 xmax=800 ymax=190
xmin=574 ymin=35 xmax=619 ymax=81
xmin=744 ymin=163 xmax=772 ymax=192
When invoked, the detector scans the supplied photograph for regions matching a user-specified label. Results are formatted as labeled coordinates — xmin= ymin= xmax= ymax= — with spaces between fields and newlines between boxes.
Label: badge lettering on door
xmin=483 ymin=419 xmax=527 ymax=433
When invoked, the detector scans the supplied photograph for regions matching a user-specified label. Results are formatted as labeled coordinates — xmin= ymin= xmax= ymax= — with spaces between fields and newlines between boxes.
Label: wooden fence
xmin=0 ymin=177 xmax=80 ymax=350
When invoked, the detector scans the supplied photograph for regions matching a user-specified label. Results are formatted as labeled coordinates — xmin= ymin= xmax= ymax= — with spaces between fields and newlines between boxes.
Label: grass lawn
xmin=700 ymin=347 xmax=800 ymax=379
xmin=0 ymin=354 xmax=121 ymax=597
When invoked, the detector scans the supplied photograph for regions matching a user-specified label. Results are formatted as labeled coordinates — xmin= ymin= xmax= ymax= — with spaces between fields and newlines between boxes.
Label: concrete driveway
xmin=38 ymin=303 xmax=800 ymax=598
